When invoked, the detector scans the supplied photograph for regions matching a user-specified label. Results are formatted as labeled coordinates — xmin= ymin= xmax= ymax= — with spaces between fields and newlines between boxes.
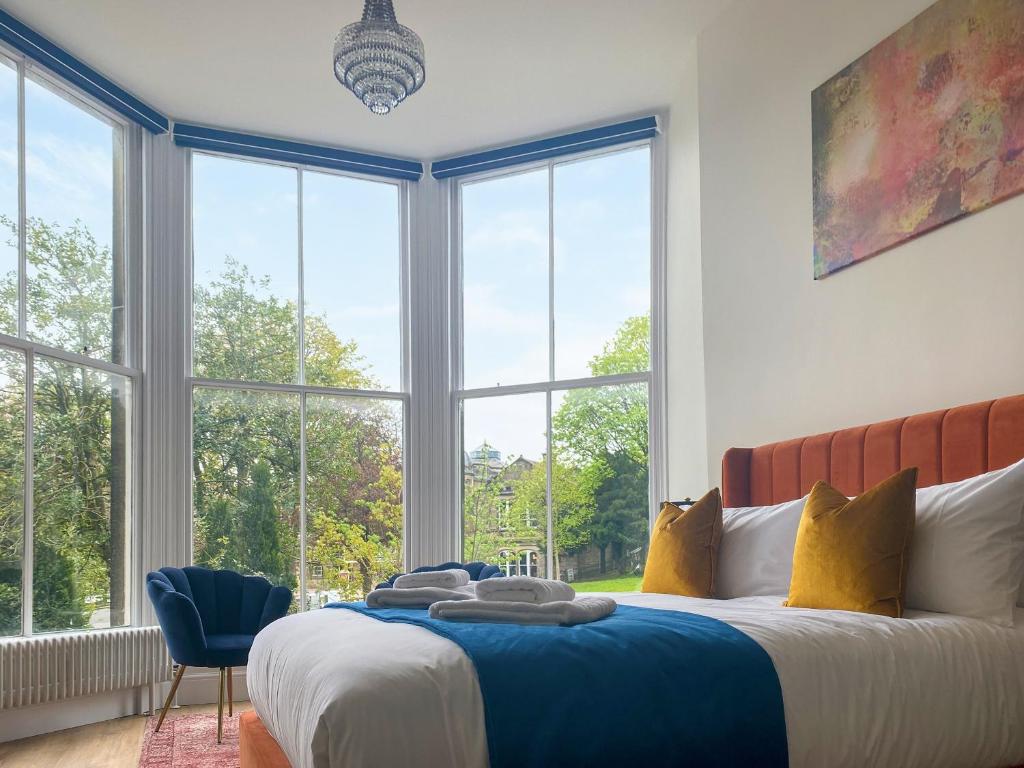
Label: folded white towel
xmin=366 ymin=585 xmax=474 ymax=609
xmin=394 ymin=569 xmax=470 ymax=590
xmin=475 ymin=576 xmax=575 ymax=604
xmin=429 ymin=597 xmax=616 ymax=626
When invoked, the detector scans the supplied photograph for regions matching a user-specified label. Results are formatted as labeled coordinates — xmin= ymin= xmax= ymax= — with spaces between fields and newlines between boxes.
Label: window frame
xmin=0 ymin=42 xmax=142 ymax=637
xmin=183 ymin=148 xmax=412 ymax=610
xmin=449 ymin=136 xmax=668 ymax=578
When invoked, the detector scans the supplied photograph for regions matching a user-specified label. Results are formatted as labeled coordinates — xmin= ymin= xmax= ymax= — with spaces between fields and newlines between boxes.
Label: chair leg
xmin=155 ymin=664 xmax=186 ymax=733
xmin=226 ymin=666 xmax=233 ymax=717
xmin=217 ymin=667 xmax=225 ymax=744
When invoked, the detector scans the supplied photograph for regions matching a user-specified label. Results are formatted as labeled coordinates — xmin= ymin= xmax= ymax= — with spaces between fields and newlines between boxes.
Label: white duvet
xmin=247 ymin=593 xmax=1024 ymax=768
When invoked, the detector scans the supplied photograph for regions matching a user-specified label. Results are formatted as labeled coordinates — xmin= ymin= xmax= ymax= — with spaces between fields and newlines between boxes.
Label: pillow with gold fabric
xmin=641 ymin=488 xmax=722 ymax=598
xmin=785 ymin=467 xmax=917 ymax=618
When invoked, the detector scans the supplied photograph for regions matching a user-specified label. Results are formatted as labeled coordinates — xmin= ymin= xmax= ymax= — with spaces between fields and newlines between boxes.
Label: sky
xmin=461 ymin=147 xmax=650 ymax=463
xmin=0 ymin=63 xmax=122 ymax=626
xmin=461 ymin=389 xmax=612 ymax=468
xmin=0 ymin=61 xmax=15 ymax=337
xmin=1 ymin=60 xmax=116 ymax=347
xmin=192 ymin=153 xmax=402 ymax=391
xmin=192 ymin=143 xmax=651 ymax=466
xmin=0 ymin=57 xmax=651 ymax=474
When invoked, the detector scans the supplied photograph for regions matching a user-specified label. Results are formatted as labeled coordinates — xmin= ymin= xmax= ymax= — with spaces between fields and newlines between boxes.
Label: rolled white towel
xmin=366 ymin=585 xmax=474 ymax=609
xmin=475 ymin=576 xmax=575 ymax=604
xmin=394 ymin=568 xmax=470 ymax=589
xmin=429 ymin=597 xmax=616 ymax=626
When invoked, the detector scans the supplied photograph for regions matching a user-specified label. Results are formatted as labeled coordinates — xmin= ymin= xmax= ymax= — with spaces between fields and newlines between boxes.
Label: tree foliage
xmin=554 ymin=315 xmax=650 ymax=468
xmin=191 ymin=258 xmax=402 ymax=604
xmin=464 ymin=314 xmax=651 ymax=580
xmin=0 ymin=349 xmax=24 ymax=635
xmin=551 ymin=315 xmax=650 ymax=575
xmin=0 ymin=209 xmax=653 ymax=638
xmin=0 ymin=215 xmax=127 ymax=633
xmin=1 ymin=215 xmax=405 ymax=633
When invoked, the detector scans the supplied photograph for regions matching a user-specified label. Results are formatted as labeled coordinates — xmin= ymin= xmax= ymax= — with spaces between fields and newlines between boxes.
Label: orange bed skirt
xmin=238 ymin=707 xmax=1024 ymax=768
xmin=239 ymin=711 xmax=292 ymax=768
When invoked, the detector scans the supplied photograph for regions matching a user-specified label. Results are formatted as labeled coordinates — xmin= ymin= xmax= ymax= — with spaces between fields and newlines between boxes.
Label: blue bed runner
xmin=327 ymin=602 xmax=788 ymax=768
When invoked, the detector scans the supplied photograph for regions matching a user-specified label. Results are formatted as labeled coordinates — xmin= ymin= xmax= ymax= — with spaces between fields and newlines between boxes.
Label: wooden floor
xmin=0 ymin=702 xmax=253 ymax=768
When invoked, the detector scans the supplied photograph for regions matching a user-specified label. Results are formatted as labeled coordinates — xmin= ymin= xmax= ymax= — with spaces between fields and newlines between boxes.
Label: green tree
xmin=590 ymin=452 xmax=649 ymax=574
xmin=192 ymin=260 xmax=402 ymax=601
xmin=1 ymin=204 xmax=652 ymax=633
xmin=240 ymin=462 xmax=290 ymax=584
xmin=1 ymin=215 xmax=404 ymax=630
xmin=32 ymin=540 xmax=86 ymax=631
xmin=0 ymin=353 xmax=24 ymax=635
xmin=194 ymin=498 xmax=239 ymax=571
xmin=0 ymin=215 xmax=127 ymax=632
xmin=554 ymin=315 xmax=650 ymax=469
xmin=504 ymin=458 xmax=590 ymax=578
xmin=192 ymin=257 xmax=374 ymax=390
xmin=0 ymin=581 xmax=18 ymax=635
xmin=303 ymin=398 xmax=403 ymax=599
xmin=588 ymin=315 xmax=650 ymax=377
xmin=462 ymin=442 xmax=519 ymax=564
xmin=550 ymin=314 xmax=651 ymax=578
xmin=461 ymin=314 xmax=652 ymax=582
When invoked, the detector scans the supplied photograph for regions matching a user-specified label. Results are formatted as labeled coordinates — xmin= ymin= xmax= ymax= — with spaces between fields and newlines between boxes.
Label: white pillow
xmin=905 ymin=458 xmax=1024 ymax=627
xmin=717 ymin=496 xmax=806 ymax=598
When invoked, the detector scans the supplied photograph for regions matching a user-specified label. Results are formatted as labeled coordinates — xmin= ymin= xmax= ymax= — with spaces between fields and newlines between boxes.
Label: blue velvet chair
xmin=375 ymin=560 xmax=503 ymax=589
xmin=146 ymin=566 xmax=292 ymax=743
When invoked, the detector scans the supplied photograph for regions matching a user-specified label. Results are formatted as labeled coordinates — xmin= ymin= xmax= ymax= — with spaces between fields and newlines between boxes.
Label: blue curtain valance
xmin=173 ymin=123 xmax=423 ymax=182
xmin=431 ymin=116 xmax=658 ymax=180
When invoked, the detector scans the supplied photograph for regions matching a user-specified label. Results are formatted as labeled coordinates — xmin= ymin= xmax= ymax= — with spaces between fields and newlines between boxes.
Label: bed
xmin=246 ymin=393 xmax=1024 ymax=768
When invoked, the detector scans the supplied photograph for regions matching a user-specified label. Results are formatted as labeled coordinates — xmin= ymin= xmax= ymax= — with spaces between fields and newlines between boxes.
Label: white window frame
xmin=449 ymin=134 xmax=668 ymax=577
xmin=0 ymin=43 xmax=144 ymax=637
xmin=183 ymin=149 xmax=413 ymax=610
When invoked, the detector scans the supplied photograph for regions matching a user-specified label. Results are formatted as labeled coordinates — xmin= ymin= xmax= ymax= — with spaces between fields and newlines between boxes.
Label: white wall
xmin=696 ymin=0 xmax=1024 ymax=487
xmin=665 ymin=40 xmax=711 ymax=500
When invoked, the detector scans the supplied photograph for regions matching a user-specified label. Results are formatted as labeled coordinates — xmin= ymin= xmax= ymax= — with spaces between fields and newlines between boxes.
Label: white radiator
xmin=0 ymin=626 xmax=172 ymax=710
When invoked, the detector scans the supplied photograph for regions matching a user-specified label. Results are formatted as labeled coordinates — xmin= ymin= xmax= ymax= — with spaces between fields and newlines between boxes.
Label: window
xmin=189 ymin=153 xmax=407 ymax=611
xmin=0 ymin=52 xmax=134 ymax=636
xmin=457 ymin=146 xmax=655 ymax=592
xmin=497 ymin=550 xmax=514 ymax=576
xmin=497 ymin=499 xmax=511 ymax=531
xmin=518 ymin=550 xmax=538 ymax=577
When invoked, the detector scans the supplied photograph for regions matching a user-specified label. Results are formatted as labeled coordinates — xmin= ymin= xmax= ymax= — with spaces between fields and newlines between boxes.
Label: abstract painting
xmin=812 ymin=0 xmax=1024 ymax=278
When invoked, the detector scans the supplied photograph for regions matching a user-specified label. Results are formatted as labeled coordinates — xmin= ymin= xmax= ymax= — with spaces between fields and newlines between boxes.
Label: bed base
xmin=239 ymin=707 xmax=1024 ymax=768
xmin=239 ymin=711 xmax=292 ymax=768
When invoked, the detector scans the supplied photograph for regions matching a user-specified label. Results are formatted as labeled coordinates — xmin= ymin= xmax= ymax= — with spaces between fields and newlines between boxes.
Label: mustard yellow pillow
xmin=641 ymin=488 xmax=722 ymax=598
xmin=785 ymin=467 xmax=918 ymax=618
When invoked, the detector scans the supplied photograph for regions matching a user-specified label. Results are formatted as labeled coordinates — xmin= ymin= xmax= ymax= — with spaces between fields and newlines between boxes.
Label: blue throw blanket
xmin=327 ymin=602 xmax=788 ymax=768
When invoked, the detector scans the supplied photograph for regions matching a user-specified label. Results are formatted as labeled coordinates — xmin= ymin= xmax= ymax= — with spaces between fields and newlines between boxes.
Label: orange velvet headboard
xmin=721 ymin=394 xmax=1024 ymax=508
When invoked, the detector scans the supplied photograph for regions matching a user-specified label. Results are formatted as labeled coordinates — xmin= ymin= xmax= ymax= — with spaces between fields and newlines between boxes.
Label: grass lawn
xmin=572 ymin=574 xmax=643 ymax=592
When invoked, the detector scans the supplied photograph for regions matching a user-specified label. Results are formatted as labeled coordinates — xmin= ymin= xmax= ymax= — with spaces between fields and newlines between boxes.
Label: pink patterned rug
xmin=139 ymin=713 xmax=240 ymax=768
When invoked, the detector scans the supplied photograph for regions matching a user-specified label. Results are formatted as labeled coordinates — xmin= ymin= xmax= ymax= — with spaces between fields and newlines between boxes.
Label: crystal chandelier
xmin=333 ymin=0 xmax=426 ymax=116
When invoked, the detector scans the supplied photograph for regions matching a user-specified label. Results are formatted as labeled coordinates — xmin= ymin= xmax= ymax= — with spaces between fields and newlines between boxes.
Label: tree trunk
xmin=599 ymin=545 xmax=607 ymax=574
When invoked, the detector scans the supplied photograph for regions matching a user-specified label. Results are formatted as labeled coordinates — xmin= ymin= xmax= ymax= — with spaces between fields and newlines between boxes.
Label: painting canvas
xmin=812 ymin=0 xmax=1024 ymax=278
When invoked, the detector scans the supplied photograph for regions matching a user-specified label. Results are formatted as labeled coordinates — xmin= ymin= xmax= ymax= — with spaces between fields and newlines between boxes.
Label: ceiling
xmin=3 ymin=0 xmax=728 ymax=159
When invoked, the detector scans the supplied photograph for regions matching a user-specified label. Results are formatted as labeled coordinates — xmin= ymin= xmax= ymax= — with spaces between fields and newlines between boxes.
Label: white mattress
xmin=246 ymin=593 xmax=1024 ymax=768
